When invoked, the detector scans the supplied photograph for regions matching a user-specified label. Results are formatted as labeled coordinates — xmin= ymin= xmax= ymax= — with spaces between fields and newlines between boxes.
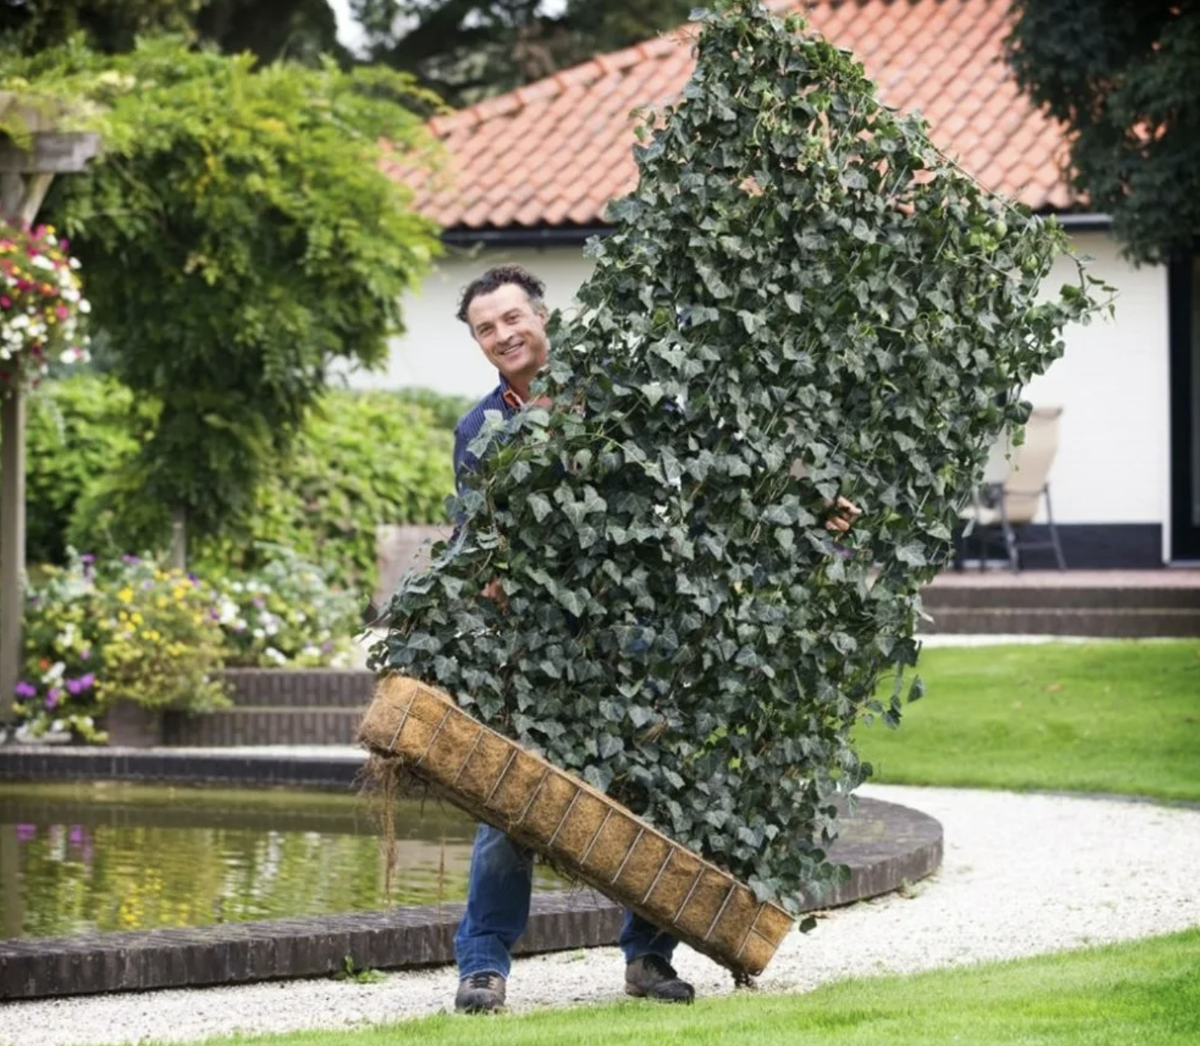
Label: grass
xmin=855 ymin=640 xmax=1200 ymax=801
xmin=140 ymin=927 xmax=1200 ymax=1046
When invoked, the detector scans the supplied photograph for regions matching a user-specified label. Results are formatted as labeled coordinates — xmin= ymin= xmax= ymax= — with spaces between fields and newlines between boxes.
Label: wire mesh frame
xmin=359 ymin=675 xmax=795 ymax=978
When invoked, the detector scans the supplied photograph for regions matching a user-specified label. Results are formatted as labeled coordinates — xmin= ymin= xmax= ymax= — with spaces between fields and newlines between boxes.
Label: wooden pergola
xmin=0 ymin=93 xmax=100 ymax=739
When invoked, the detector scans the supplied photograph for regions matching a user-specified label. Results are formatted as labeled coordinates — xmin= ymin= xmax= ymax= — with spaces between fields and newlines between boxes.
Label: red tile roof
xmin=389 ymin=0 xmax=1076 ymax=232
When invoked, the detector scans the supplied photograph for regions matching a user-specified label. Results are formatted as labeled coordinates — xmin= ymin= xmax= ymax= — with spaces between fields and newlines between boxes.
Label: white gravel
xmin=4 ymin=783 xmax=1200 ymax=1046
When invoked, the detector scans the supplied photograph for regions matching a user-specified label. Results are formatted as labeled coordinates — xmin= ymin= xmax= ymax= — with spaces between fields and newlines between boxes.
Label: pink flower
xmin=0 ymin=297 xmax=9 ymax=309
xmin=56 ymin=305 xmax=69 ymax=319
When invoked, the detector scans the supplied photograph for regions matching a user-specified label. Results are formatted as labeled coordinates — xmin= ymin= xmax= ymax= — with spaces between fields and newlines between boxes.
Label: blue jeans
xmin=454 ymin=823 xmax=678 ymax=978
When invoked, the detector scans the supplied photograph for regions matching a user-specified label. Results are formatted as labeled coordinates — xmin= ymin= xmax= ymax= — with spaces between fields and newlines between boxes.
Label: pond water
xmin=0 ymin=782 xmax=563 ymax=940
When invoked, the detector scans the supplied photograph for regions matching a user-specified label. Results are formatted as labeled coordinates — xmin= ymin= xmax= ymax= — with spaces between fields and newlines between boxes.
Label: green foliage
xmin=22 ymin=374 xmax=154 ymax=564
xmin=1007 ymin=1 xmax=1200 ymax=264
xmin=212 ymin=545 xmax=361 ymax=668
xmin=333 ymin=954 xmax=386 ymax=984
xmin=353 ymin=0 xmax=697 ymax=105
xmin=66 ymin=386 xmax=457 ymax=592
xmin=0 ymin=0 xmax=345 ymax=65
xmin=374 ymin=1 xmax=1107 ymax=915
xmin=2 ymin=38 xmax=441 ymax=549
xmin=0 ymin=0 xmax=200 ymax=55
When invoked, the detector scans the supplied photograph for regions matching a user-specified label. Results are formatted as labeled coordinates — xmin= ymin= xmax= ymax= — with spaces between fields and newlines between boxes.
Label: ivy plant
xmin=372 ymin=0 xmax=1107 ymax=913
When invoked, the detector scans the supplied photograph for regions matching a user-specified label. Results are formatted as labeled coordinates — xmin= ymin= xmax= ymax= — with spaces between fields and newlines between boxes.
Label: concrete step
xmin=921 ymin=585 xmax=1200 ymax=611
xmin=164 ymin=706 xmax=365 ymax=747
xmin=219 ymin=669 xmax=374 ymax=709
xmin=924 ymin=606 xmax=1200 ymax=637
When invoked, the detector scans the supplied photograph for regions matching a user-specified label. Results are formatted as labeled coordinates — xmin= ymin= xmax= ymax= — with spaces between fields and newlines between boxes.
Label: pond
xmin=0 ymin=782 xmax=563 ymax=940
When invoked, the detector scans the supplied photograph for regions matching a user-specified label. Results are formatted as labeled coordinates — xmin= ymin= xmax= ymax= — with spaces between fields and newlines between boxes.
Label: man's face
xmin=466 ymin=282 xmax=549 ymax=390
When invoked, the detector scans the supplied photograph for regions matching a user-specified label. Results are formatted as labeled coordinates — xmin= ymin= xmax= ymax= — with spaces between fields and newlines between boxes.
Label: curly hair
xmin=456 ymin=265 xmax=546 ymax=324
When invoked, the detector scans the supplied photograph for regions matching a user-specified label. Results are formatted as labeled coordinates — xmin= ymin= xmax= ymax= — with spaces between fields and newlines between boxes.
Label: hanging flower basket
xmin=0 ymin=219 xmax=89 ymax=392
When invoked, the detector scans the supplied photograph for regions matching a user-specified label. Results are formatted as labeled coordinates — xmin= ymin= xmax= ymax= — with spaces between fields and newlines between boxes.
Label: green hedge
xmin=15 ymin=375 xmax=462 ymax=594
xmin=25 ymin=375 xmax=155 ymax=565
xmin=187 ymin=390 xmax=460 ymax=593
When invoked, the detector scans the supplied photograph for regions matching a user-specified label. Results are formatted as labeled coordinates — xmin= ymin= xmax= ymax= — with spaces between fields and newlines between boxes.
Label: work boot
xmin=624 ymin=954 xmax=696 ymax=1003
xmin=455 ymin=971 xmax=507 ymax=1013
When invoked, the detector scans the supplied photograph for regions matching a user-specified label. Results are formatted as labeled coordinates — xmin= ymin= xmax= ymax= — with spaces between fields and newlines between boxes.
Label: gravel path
xmin=4 ymin=783 xmax=1200 ymax=1046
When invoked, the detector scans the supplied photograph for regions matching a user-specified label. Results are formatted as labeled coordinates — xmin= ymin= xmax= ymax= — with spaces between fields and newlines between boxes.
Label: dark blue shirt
xmin=453 ymin=379 xmax=522 ymax=493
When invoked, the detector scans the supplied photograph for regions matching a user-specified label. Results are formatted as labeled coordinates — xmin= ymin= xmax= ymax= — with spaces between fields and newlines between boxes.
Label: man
xmin=450 ymin=264 xmax=696 ymax=1013
xmin=449 ymin=264 xmax=861 ymax=1014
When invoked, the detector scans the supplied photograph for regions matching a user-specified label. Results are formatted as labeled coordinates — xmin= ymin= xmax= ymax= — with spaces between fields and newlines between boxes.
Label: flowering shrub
xmin=18 ymin=556 xmax=106 ymax=741
xmin=212 ymin=546 xmax=359 ymax=668
xmin=16 ymin=554 xmax=229 ymax=742
xmin=15 ymin=547 xmax=359 ymax=741
xmin=0 ymin=221 xmax=90 ymax=392
xmin=96 ymin=557 xmax=230 ymax=713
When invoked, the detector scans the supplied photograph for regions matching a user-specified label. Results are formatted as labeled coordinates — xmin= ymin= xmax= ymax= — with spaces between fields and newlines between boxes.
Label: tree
xmin=351 ymin=0 xmax=697 ymax=105
xmin=1007 ymin=0 xmax=1200 ymax=264
xmin=372 ymin=1 xmax=1105 ymax=912
xmin=0 ymin=0 xmax=346 ymax=64
xmin=2 ymin=39 xmax=441 ymax=561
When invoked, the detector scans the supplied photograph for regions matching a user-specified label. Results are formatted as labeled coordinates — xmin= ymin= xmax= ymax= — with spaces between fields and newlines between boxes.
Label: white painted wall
xmin=1024 ymin=231 xmax=1170 ymax=530
xmin=350 ymin=230 xmax=1172 ymax=535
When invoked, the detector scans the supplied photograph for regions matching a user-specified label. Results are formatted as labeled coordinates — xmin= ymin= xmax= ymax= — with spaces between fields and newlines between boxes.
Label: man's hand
xmin=824 ymin=495 xmax=862 ymax=534
xmin=481 ymin=577 xmax=508 ymax=611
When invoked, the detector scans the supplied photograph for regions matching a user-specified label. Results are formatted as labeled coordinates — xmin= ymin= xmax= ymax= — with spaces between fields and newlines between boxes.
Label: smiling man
xmin=449 ymin=264 xmax=695 ymax=1014
xmin=451 ymin=265 xmax=551 ymax=485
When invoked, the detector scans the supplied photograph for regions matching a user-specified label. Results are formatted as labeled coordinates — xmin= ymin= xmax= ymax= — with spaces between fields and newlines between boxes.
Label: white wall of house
xmin=1024 ymin=231 xmax=1170 ymax=536
xmin=351 ymin=230 xmax=1172 ymax=543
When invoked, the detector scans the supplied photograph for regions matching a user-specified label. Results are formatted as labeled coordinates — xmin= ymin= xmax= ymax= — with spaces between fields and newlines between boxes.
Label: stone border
xmin=0 ymin=791 xmax=941 ymax=1001
xmin=0 ymin=894 xmax=620 ymax=1001
xmin=0 ymin=746 xmax=362 ymax=789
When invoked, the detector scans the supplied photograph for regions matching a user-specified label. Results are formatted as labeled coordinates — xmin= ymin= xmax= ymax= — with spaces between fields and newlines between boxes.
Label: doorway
xmin=1168 ymin=253 xmax=1200 ymax=561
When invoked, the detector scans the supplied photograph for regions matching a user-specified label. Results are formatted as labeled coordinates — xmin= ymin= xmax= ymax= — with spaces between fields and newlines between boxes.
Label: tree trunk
xmin=171 ymin=505 xmax=187 ymax=571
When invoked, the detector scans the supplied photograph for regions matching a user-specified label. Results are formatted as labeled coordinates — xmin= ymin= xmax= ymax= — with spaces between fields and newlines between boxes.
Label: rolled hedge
xmin=373 ymin=0 xmax=1106 ymax=914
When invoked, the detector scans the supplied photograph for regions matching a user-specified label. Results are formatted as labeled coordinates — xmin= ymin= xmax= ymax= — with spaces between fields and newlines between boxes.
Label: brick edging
xmin=0 ymin=746 xmax=362 ymax=788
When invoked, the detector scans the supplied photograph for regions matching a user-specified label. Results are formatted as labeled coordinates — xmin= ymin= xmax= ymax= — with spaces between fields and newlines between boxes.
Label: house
xmin=356 ymin=0 xmax=1199 ymax=569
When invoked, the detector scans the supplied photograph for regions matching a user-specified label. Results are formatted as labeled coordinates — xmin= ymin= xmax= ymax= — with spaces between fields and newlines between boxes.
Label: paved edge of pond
xmin=0 ymin=751 xmax=943 ymax=1002
xmin=0 ymin=745 xmax=364 ymax=790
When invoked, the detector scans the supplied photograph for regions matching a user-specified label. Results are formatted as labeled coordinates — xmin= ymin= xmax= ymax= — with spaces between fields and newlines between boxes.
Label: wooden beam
xmin=0 ymin=386 xmax=26 ymax=737
xmin=0 ymin=166 xmax=58 ymax=738
xmin=0 ymin=132 xmax=102 ymax=175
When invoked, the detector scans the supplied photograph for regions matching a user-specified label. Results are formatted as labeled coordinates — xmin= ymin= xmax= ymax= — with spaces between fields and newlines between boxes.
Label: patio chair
xmin=959 ymin=406 xmax=1067 ymax=571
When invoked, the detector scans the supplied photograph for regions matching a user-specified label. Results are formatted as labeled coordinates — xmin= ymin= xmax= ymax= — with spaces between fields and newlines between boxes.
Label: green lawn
xmin=856 ymin=640 xmax=1200 ymax=801
xmin=142 ymin=927 xmax=1200 ymax=1046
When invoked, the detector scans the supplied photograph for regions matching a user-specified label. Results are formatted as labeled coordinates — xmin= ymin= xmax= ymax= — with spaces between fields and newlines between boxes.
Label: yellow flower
xmin=117 ymin=587 xmax=134 ymax=604
xmin=130 ymin=612 xmax=144 ymax=625
xmin=117 ymin=610 xmax=128 ymax=621
xmin=157 ymin=596 xmax=169 ymax=608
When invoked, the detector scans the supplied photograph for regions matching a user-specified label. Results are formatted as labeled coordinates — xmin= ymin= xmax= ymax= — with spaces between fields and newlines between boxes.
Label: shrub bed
xmin=11 ymin=375 xmax=461 ymax=592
